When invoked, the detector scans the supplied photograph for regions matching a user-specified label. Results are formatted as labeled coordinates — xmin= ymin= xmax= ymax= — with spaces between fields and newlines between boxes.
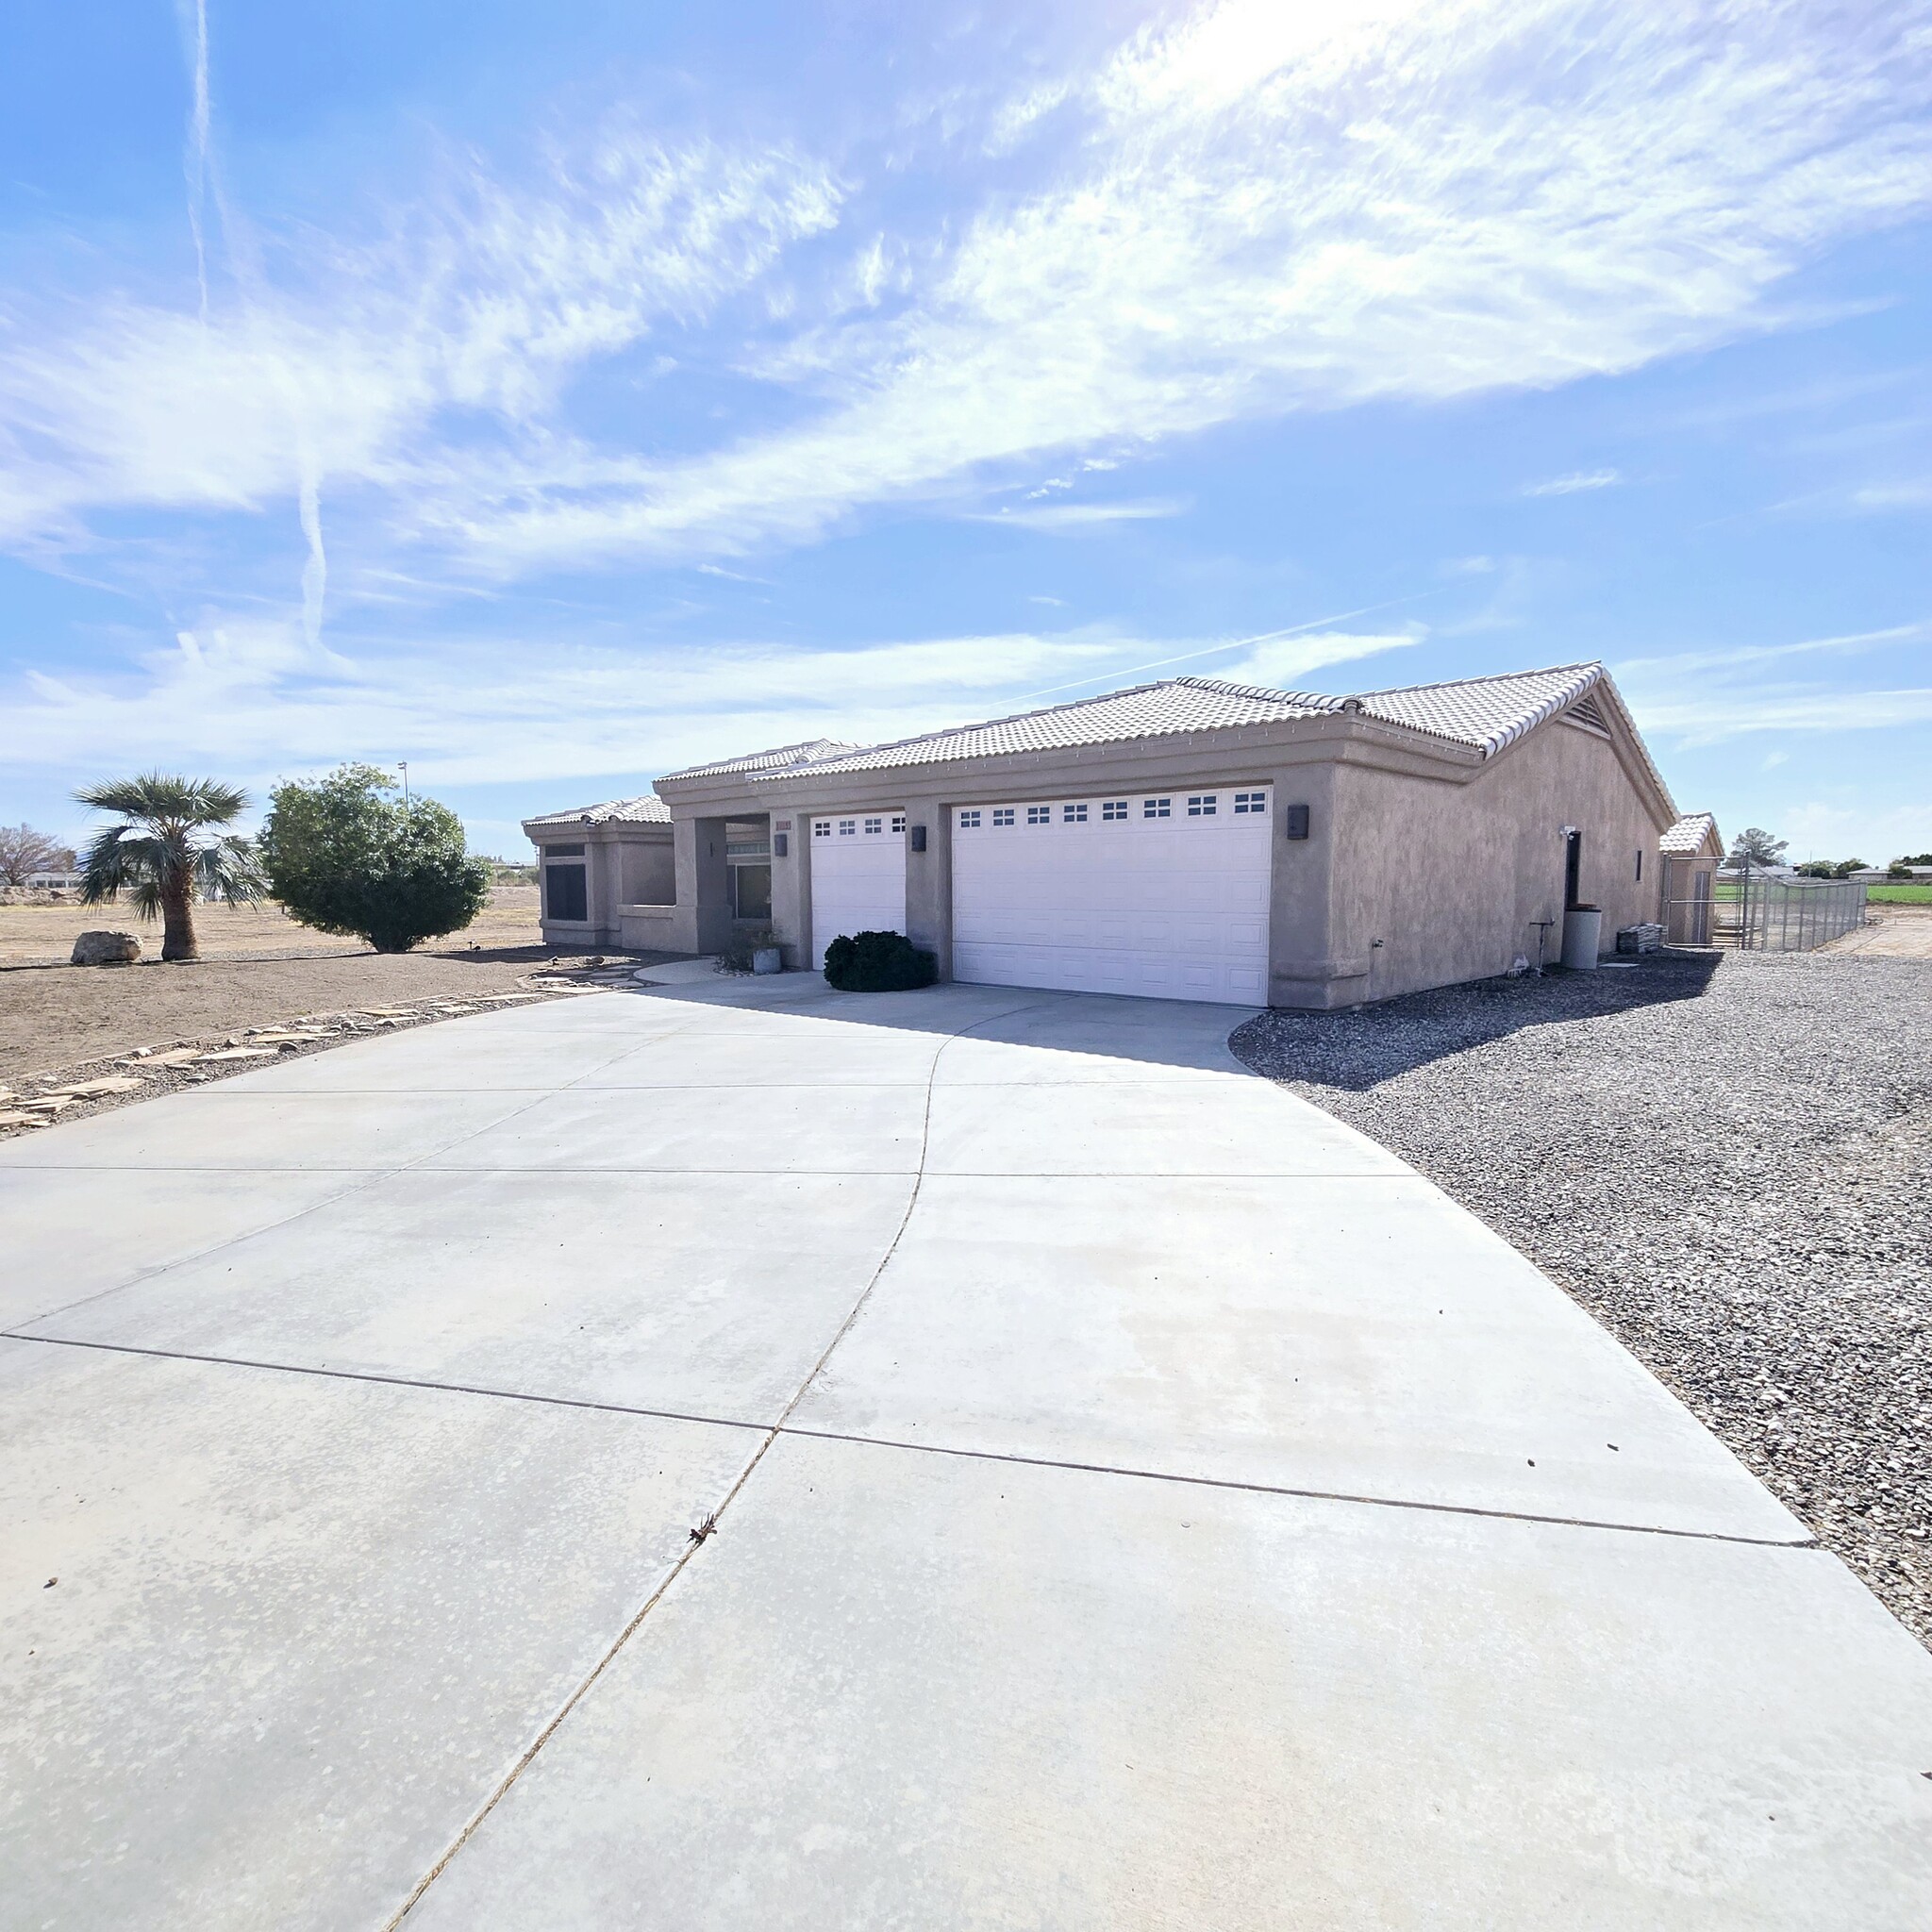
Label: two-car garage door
xmin=952 ymin=787 xmax=1272 ymax=1006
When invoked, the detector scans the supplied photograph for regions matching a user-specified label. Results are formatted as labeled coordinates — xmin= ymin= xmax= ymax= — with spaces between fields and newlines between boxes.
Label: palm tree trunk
xmin=159 ymin=869 xmax=199 ymax=962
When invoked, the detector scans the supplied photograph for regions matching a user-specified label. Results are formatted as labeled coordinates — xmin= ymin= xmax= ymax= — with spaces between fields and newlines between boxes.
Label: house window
xmin=891 ymin=815 xmax=906 ymax=833
xmin=813 ymin=821 xmax=830 ymax=839
xmin=958 ymin=809 xmax=981 ymax=830
xmin=1143 ymin=797 xmax=1171 ymax=819
xmin=1102 ymin=800 xmax=1127 ymax=821
xmin=1188 ymin=794 xmax=1217 ymax=816
xmin=731 ymin=863 xmax=772 ymax=920
xmin=864 ymin=817 xmax=883 ymax=835
xmin=544 ymin=842 xmax=586 ymax=858
xmin=839 ymin=819 xmax=857 ymax=836
xmin=1234 ymin=792 xmax=1266 ymax=814
xmin=1062 ymin=803 xmax=1088 ymax=824
xmin=1635 ymin=850 xmax=1643 ymax=882
xmin=1026 ymin=805 xmax=1051 ymax=825
xmin=544 ymin=862 xmax=588 ymax=923
xmin=992 ymin=808 xmax=1015 ymax=827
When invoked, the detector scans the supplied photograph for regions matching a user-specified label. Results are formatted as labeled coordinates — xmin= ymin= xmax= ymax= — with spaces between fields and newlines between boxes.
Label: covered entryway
xmin=951 ymin=787 xmax=1272 ymax=1004
xmin=808 ymin=809 xmax=907 ymax=966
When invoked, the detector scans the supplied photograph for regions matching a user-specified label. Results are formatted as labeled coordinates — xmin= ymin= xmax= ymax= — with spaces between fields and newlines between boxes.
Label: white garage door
xmin=952 ymin=788 xmax=1272 ymax=1005
xmin=809 ymin=810 xmax=908 ymax=966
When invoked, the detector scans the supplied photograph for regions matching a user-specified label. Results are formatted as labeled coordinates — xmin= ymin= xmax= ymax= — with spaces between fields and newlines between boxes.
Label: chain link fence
xmin=1709 ymin=872 xmax=1868 ymax=951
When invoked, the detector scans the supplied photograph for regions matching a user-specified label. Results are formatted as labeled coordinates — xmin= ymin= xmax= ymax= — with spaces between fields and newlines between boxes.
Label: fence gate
xmin=1661 ymin=860 xmax=1713 ymax=945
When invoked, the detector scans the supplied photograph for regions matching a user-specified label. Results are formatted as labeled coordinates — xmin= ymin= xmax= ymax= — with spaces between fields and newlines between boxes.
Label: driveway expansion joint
xmin=1 ymin=1331 xmax=1817 ymax=1555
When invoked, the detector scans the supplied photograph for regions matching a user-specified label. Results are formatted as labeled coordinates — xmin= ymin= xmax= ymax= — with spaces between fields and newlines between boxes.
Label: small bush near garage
xmin=823 ymin=929 xmax=937 ymax=991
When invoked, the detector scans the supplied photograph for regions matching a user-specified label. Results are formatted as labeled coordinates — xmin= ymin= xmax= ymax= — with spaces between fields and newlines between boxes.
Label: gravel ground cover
xmin=1232 ymin=950 xmax=1932 ymax=1647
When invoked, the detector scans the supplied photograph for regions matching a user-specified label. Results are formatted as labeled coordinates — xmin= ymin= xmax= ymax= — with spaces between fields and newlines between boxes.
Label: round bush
xmin=823 ymin=929 xmax=938 ymax=992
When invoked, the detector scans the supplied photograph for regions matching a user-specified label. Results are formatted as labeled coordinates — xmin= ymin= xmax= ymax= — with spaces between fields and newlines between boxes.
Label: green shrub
xmin=823 ymin=929 xmax=937 ymax=992
xmin=258 ymin=763 xmax=490 ymax=953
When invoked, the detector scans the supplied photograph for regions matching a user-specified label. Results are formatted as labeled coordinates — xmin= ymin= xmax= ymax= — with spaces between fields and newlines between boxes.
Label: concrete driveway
xmin=5 ymin=974 xmax=1930 ymax=1929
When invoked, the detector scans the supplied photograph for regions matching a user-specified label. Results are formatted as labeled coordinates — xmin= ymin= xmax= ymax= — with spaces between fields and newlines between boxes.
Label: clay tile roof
xmin=731 ymin=662 xmax=1617 ymax=781
xmin=749 ymin=678 xmax=1341 ymax=778
xmin=523 ymin=793 xmax=670 ymax=829
xmin=1350 ymin=662 xmax=1605 ymax=755
xmin=1660 ymin=811 xmax=1720 ymax=856
xmin=661 ymin=738 xmax=862 ymax=781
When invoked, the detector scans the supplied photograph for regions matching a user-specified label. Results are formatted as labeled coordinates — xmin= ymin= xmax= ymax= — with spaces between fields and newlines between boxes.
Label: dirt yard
xmin=0 ymin=884 xmax=544 ymax=965
xmin=1825 ymin=903 xmax=1932 ymax=958
xmin=0 ymin=884 xmax=681 ymax=1094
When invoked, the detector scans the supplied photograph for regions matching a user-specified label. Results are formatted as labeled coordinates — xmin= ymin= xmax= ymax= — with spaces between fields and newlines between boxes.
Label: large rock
xmin=71 ymin=930 xmax=142 ymax=966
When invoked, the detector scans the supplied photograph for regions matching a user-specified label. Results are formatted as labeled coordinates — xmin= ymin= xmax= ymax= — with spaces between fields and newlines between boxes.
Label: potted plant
xmin=716 ymin=924 xmax=784 ymax=974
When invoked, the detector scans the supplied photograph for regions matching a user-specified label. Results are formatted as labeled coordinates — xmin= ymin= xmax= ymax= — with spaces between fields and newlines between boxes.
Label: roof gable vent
xmin=1566 ymin=692 xmax=1610 ymax=734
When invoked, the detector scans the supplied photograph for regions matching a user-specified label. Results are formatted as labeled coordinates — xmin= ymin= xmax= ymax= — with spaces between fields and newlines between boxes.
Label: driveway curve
xmin=5 ymin=974 xmax=1930 ymax=1928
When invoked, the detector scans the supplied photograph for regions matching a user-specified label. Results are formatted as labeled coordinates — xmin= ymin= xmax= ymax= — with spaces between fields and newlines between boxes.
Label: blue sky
xmin=2 ymin=0 xmax=1928 ymax=863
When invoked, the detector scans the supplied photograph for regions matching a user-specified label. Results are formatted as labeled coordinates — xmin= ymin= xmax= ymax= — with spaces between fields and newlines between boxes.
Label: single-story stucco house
xmin=523 ymin=661 xmax=1717 ymax=1008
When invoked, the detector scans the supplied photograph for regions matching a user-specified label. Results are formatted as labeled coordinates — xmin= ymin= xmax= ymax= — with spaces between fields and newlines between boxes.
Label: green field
xmin=1713 ymin=880 xmax=1931 ymax=904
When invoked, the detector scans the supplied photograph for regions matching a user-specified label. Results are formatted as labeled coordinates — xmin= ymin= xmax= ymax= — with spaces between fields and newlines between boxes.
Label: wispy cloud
xmin=1617 ymin=620 xmax=1932 ymax=743
xmin=1523 ymin=468 xmax=1624 ymax=497
xmin=963 ymin=496 xmax=1190 ymax=530
xmin=0 ymin=617 xmax=1149 ymax=793
xmin=0 ymin=128 xmax=841 ymax=566
xmin=1220 ymin=627 xmax=1429 ymax=690
xmin=3 ymin=0 xmax=1928 ymax=603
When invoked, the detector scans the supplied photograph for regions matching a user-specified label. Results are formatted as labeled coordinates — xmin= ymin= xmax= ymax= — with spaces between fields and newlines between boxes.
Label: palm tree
xmin=75 ymin=774 xmax=267 ymax=961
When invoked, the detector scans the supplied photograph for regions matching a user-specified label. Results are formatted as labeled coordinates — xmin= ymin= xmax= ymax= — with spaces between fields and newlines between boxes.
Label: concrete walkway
xmin=4 ymin=975 xmax=1930 ymax=1928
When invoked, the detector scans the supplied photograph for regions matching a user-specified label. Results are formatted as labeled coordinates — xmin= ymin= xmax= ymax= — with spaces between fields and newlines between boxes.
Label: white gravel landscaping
xmin=1232 ymin=949 xmax=1932 ymax=1647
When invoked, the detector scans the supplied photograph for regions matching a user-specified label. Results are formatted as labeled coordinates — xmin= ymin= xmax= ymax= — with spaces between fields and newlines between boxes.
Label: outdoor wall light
xmin=773 ymin=832 xmax=789 ymax=858
xmin=910 ymin=824 xmax=927 ymax=852
xmin=1284 ymin=804 xmax=1311 ymax=840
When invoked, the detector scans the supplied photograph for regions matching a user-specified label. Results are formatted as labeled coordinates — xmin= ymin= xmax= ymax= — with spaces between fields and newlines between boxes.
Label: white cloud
xmin=1219 ymin=627 xmax=1427 ymax=689
xmin=963 ymin=496 xmax=1191 ymax=530
xmin=1523 ymin=468 xmax=1624 ymax=497
xmin=0 ymin=128 xmax=840 ymax=558
xmin=0 ymin=616 xmax=1143 ymax=794
xmin=1616 ymin=620 xmax=1932 ymax=745
xmin=6 ymin=0 xmax=1927 ymax=593
xmin=1777 ymin=799 xmax=1932 ymax=864
xmin=449 ymin=0 xmax=1932 ymax=570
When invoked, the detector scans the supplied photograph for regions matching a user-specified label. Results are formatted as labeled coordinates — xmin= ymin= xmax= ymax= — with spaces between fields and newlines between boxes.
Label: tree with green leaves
xmin=258 ymin=763 xmax=489 ymax=953
xmin=73 ymin=774 xmax=266 ymax=962
xmin=1727 ymin=826 xmax=1788 ymax=870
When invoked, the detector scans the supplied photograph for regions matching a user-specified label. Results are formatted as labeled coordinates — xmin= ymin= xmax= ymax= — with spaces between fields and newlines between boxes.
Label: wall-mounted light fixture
xmin=1283 ymin=804 xmax=1311 ymax=841
xmin=773 ymin=832 xmax=789 ymax=858
xmin=910 ymin=824 xmax=927 ymax=853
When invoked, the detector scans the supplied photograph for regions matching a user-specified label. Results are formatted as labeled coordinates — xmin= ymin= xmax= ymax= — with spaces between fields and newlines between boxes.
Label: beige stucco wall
xmin=653 ymin=700 xmax=1676 ymax=1004
xmin=530 ymin=821 xmax=674 ymax=948
xmin=1322 ymin=717 xmax=1669 ymax=1002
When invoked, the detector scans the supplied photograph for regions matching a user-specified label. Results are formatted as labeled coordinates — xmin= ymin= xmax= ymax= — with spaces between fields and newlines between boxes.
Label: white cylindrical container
xmin=752 ymin=946 xmax=783 ymax=975
xmin=1560 ymin=906 xmax=1603 ymax=970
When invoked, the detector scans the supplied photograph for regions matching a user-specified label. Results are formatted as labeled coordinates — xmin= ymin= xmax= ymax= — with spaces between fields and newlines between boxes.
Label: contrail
xmin=1014 ymin=591 xmax=1439 ymax=703
xmin=181 ymin=0 xmax=210 ymax=323
xmin=298 ymin=452 xmax=327 ymax=650
xmin=175 ymin=0 xmax=329 ymax=651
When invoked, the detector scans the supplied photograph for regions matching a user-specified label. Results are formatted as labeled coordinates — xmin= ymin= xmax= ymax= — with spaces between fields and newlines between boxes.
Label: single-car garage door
xmin=952 ymin=788 xmax=1272 ymax=1005
xmin=809 ymin=810 xmax=907 ymax=966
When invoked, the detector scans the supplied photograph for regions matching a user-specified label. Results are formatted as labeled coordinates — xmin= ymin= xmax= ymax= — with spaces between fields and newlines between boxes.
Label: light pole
xmin=399 ymin=761 xmax=409 ymax=808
